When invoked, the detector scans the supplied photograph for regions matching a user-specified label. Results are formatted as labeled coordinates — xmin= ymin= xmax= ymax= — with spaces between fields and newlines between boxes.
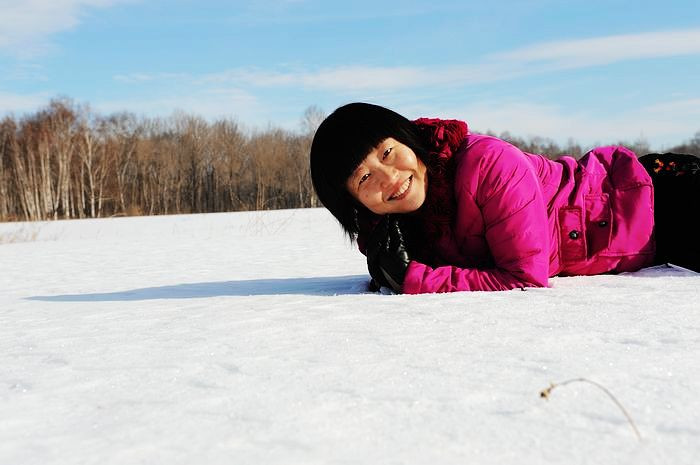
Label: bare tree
xmin=0 ymin=118 xmax=17 ymax=220
xmin=300 ymin=105 xmax=325 ymax=135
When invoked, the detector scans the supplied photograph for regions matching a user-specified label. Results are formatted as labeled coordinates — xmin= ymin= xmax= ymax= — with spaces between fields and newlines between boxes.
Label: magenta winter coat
xmin=362 ymin=123 xmax=656 ymax=294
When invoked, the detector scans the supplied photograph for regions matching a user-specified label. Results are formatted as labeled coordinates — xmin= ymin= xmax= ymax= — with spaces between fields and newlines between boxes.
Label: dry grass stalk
xmin=540 ymin=377 xmax=642 ymax=441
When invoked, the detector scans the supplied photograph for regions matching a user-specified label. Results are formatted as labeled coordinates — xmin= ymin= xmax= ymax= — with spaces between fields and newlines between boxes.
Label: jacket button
xmin=598 ymin=220 xmax=608 ymax=227
xmin=569 ymin=230 xmax=580 ymax=240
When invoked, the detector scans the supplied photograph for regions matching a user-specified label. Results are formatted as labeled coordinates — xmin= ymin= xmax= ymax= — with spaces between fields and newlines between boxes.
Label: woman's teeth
xmin=389 ymin=176 xmax=412 ymax=200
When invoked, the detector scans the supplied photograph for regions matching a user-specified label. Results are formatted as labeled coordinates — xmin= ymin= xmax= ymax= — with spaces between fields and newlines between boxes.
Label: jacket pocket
xmin=607 ymin=184 xmax=655 ymax=254
xmin=559 ymin=207 xmax=586 ymax=262
xmin=584 ymin=194 xmax=612 ymax=257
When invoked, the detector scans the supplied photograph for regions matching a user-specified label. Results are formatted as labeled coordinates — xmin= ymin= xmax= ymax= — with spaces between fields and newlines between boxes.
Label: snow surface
xmin=1 ymin=208 xmax=699 ymax=465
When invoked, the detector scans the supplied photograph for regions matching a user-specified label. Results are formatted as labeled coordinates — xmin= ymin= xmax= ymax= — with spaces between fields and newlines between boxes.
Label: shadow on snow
xmin=26 ymin=275 xmax=371 ymax=301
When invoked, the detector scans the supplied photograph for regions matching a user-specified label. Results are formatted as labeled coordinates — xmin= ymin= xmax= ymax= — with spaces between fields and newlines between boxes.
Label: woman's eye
xmin=359 ymin=173 xmax=370 ymax=185
xmin=383 ymin=147 xmax=393 ymax=159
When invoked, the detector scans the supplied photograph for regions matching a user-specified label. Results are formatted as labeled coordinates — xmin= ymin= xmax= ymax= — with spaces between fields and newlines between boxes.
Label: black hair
xmin=309 ymin=102 xmax=430 ymax=240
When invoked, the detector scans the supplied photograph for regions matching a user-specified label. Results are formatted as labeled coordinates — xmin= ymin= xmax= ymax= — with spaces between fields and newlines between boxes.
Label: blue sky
xmin=1 ymin=0 xmax=699 ymax=148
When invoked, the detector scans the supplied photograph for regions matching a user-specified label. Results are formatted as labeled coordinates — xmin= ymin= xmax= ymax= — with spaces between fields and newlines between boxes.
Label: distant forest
xmin=1 ymin=98 xmax=699 ymax=222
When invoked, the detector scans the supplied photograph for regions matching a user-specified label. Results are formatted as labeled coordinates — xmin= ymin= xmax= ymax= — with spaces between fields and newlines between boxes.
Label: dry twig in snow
xmin=540 ymin=377 xmax=642 ymax=441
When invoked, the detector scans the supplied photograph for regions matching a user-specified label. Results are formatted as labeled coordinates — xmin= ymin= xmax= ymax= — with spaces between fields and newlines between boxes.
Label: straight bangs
xmin=322 ymin=119 xmax=394 ymax=192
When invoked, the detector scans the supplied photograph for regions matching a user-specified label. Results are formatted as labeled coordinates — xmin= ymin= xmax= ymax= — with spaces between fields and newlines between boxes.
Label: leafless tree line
xmin=492 ymin=130 xmax=699 ymax=163
xmin=1 ymin=98 xmax=698 ymax=222
xmin=0 ymin=99 xmax=324 ymax=221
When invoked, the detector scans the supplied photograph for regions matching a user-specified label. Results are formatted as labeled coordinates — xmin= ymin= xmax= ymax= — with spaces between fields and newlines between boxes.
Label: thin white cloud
xmin=196 ymin=66 xmax=437 ymax=91
xmin=0 ymin=0 xmax=134 ymax=56
xmin=172 ymin=63 xmax=515 ymax=92
xmin=113 ymin=72 xmax=190 ymax=84
xmin=169 ymin=28 xmax=700 ymax=92
xmin=1 ymin=87 xmax=263 ymax=126
xmin=0 ymin=91 xmax=53 ymax=115
xmin=442 ymin=97 xmax=700 ymax=149
xmin=1 ymin=62 xmax=48 ymax=82
xmin=226 ymin=3 xmax=472 ymax=27
xmin=493 ymin=28 xmax=700 ymax=68
xmin=94 ymin=88 xmax=262 ymax=122
xmin=642 ymin=98 xmax=700 ymax=115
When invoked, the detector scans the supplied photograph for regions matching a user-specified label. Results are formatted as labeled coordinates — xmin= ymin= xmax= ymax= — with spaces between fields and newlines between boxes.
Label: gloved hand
xmin=366 ymin=215 xmax=412 ymax=293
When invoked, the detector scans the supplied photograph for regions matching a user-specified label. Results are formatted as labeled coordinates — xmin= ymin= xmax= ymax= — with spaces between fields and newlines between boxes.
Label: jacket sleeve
xmin=402 ymin=140 xmax=551 ymax=293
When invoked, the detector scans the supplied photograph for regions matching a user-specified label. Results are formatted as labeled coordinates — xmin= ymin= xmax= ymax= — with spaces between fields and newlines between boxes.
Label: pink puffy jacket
xmin=400 ymin=133 xmax=655 ymax=294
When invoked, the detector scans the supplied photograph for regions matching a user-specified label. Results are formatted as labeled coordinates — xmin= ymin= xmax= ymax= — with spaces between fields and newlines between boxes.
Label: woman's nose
xmin=376 ymin=165 xmax=397 ymax=187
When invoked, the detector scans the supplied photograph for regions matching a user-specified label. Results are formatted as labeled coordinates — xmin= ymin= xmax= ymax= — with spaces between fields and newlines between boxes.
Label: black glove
xmin=366 ymin=215 xmax=412 ymax=293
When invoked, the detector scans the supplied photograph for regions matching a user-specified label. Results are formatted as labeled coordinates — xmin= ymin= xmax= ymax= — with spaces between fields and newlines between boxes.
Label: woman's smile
xmin=388 ymin=175 xmax=412 ymax=201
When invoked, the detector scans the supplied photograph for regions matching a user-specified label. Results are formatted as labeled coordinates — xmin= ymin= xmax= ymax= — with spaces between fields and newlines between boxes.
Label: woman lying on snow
xmin=309 ymin=102 xmax=700 ymax=294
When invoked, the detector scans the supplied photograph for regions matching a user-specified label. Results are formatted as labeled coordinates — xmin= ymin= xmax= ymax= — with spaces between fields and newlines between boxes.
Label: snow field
xmin=1 ymin=208 xmax=699 ymax=464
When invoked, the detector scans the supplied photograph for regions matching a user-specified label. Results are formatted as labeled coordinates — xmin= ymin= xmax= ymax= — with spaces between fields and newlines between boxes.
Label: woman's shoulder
xmin=464 ymin=132 xmax=508 ymax=146
xmin=457 ymin=133 xmax=524 ymax=160
xmin=451 ymin=133 xmax=550 ymax=201
xmin=454 ymin=133 xmax=527 ymax=172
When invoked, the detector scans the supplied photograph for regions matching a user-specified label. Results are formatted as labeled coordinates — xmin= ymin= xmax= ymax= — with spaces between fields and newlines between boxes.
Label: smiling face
xmin=345 ymin=137 xmax=428 ymax=215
